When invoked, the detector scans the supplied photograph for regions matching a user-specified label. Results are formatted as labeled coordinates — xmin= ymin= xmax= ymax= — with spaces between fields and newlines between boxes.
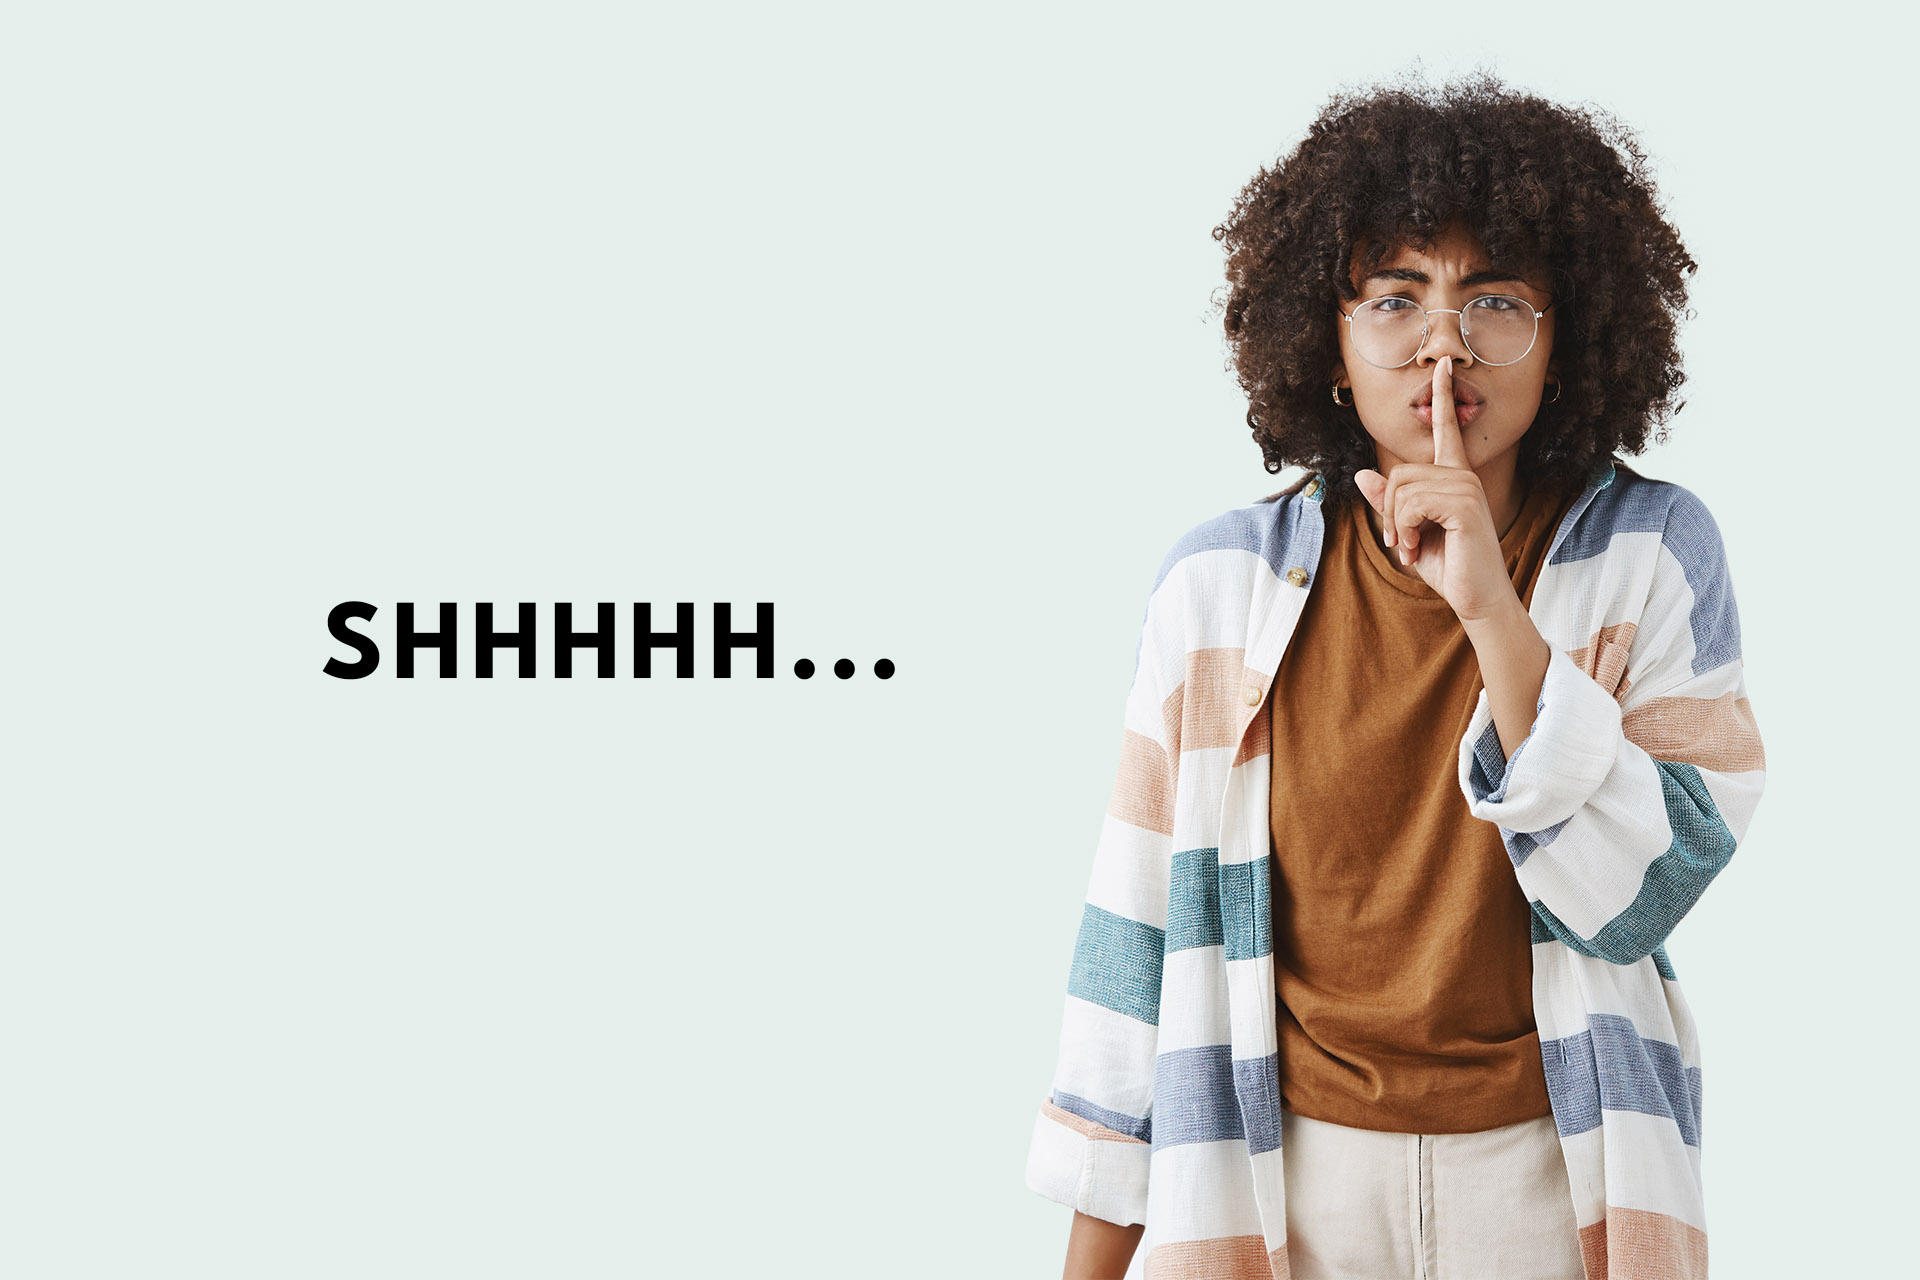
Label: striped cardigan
xmin=1026 ymin=455 xmax=1766 ymax=1279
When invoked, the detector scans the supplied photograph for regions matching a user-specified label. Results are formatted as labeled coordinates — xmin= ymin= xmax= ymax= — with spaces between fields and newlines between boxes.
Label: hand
xmin=1352 ymin=356 xmax=1520 ymax=623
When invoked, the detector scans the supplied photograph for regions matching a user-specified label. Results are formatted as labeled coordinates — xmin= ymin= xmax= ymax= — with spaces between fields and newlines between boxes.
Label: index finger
xmin=1431 ymin=356 xmax=1469 ymax=470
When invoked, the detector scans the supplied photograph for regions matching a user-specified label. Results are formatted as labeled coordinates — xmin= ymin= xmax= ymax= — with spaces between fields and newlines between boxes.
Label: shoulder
xmin=1573 ymin=460 xmax=1745 ymax=667
xmin=1561 ymin=459 xmax=1731 ymax=575
xmin=1148 ymin=472 xmax=1324 ymax=599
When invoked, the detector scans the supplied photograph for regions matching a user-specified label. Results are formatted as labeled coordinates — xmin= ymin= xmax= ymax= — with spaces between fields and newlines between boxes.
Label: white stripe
xmin=1531 ymin=529 xmax=1662 ymax=643
xmin=1701 ymin=763 xmax=1765 ymax=843
xmin=1625 ymin=656 xmax=1746 ymax=714
xmin=1155 ymin=944 xmax=1231 ymax=1055
xmin=1144 ymin=547 xmax=1274 ymax=682
xmin=1534 ymin=945 xmax=1704 ymax=1068
xmin=1026 ymin=1109 xmax=1089 ymax=1211
xmin=1145 ymin=1140 xmax=1266 ymax=1240
xmin=1557 ymin=1124 xmax=1608 ymax=1227
xmin=1520 ymin=743 xmax=1675 ymax=938
xmin=1054 ymin=995 xmax=1156 ymax=1121
xmin=1172 ymin=745 xmax=1234 ymax=853
xmin=1224 ymin=954 xmax=1277 ymax=1060
xmin=1085 ymin=814 xmax=1170 ymax=931
xmin=1597 ymin=1108 xmax=1707 ymax=1232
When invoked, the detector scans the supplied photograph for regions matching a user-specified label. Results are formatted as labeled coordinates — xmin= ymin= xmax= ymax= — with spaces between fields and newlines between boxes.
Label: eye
xmin=1471 ymin=295 xmax=1524 ymax=313
xmin=1369 ymin=296 xmax=1418 ymax=314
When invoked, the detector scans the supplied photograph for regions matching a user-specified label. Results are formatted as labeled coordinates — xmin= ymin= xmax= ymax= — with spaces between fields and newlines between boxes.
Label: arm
xmin=1456 ymin=488 xmax=1765 ymax=963
xmin=1064 ymin=1212 xmax=1145 ymax=1280
xmin=1026 ymin=607 xmax=1175 ymax=1247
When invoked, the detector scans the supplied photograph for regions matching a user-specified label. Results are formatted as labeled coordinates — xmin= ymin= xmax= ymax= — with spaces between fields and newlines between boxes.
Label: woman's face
xmin=1334 ymin=222 xmax=1558 ymax=476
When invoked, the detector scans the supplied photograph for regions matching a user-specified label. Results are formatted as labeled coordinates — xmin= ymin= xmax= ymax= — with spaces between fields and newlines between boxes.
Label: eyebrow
xmin=1365 ymin=266 xmax=1534 ymax=288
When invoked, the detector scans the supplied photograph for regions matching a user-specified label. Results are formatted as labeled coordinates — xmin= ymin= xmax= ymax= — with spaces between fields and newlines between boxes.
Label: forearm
xmin=1064 ymin=1211 xmax=1144 ymax=1280
xmin=1463 ymin=595 xmax=1551 ymax=761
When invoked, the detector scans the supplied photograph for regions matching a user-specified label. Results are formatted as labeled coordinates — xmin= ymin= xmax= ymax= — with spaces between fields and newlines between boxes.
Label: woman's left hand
xmin=1353 ymin=356 xmax=1522 ymax=624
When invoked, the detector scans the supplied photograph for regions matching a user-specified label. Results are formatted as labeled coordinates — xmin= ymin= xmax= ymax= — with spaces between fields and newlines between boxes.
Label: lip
xmin=1415 ymin=401 xmax=1483 ymax=428
xmin=1413 ymin=377 xmax=1485 ymax=408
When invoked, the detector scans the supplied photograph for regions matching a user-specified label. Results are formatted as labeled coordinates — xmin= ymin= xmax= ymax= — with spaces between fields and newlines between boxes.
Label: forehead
xmin=1351 ymin=224 xmax=1546 ymax=290
xmin=1359 ymin=222 xmax=1492 ymax=271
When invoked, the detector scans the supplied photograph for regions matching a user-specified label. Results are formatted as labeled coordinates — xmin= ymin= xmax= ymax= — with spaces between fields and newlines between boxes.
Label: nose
xmin=1416 ymin=307 xmax=1473 ymax=368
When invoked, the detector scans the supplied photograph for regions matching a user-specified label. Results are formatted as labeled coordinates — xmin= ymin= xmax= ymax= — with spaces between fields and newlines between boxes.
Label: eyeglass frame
xmin=1336 ymin=293 xmax=1558 ymax=369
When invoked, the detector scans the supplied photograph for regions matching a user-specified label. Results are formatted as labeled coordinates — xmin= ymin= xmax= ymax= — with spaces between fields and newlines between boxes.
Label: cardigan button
xmin=1244 ymin=685 xmax=1262 ymax=707
xmin=1286 ymin=567 xmax=1309 ymax=587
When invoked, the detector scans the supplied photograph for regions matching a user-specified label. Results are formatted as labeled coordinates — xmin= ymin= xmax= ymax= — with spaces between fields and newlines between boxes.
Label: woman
xmin=1026 ymin=72 xmax=1766 ymax=1280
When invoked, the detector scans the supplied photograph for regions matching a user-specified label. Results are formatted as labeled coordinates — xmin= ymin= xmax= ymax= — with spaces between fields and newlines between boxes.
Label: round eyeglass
xmin=1338 ymin=294 xmax=1556 ymax=369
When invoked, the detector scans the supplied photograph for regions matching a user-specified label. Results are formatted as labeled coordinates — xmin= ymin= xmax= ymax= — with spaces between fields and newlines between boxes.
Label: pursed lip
xmin=1412 ymin=377 xmax=1485 ymax=407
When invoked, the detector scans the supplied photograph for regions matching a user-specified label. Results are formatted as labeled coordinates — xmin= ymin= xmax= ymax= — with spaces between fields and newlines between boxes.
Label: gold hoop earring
xmin=1331 ymin=384 xmax=1352 ymax=408
xmin=1543 ymin=381 xmax=1561 ymax=404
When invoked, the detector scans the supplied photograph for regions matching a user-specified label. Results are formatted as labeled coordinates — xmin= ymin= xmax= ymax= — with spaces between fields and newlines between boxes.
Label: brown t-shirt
xmin=1267 ymin=475 xmax=1575 ymax=1133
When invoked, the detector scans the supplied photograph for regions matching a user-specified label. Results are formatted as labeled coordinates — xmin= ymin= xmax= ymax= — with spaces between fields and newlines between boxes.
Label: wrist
xmin=1461 ymin=591 xmax=1532 ymax=636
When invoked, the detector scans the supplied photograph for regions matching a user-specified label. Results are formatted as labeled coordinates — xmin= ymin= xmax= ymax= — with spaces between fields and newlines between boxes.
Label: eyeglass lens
xmin=1351 ymin=296 xmax=1537 ymax=368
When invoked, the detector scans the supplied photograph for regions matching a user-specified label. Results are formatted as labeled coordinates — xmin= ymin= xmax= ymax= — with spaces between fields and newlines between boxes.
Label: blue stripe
xmin=1468 ymin=708 xmax=1570 ymax=866
xmin=1660 ymin=487 xmax=1743 ymax=678
xmin=1141 ymin=1046 xmax=1285 ymax=1156
xmin=1467 ymin=724 xmax=1574 ymax=870
xmin=1218 ymin=856 xmax=1271 ymax=963
xmin=1066 ymin=904 xmax=1164 ymax=1025
xmin=1166 ymin=848 xmax=1223 ymax=953
xmin=1148 ymin=480 xmax=1330 ymax=600
xmin=1149 ymin=1045 xmax=1242 ymax=1150
xmin=1502 ymin=817 xmax=1568 ymax=868
xmin=1542 ymin=1013 xmax=1702 ymax=1147
xmin=1551 ymin=469 xmax=1741 ymax=680
xmin=1542 ymin=1028 xmax=1602 ymax=1135
xmin=1549 ymin=458 xmax=1664 ymax=566
xmin=1052 ymin=1090 xmax=1151 ymax=1143
xmin=1232 ymin=1052 xmax=1284 ymax=1155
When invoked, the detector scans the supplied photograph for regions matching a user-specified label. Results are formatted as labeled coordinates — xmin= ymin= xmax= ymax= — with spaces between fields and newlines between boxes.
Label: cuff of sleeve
xmin=1457 ymin=643 xmax=1623 ymax=834
xmin=1026 ymin=1100 xmax=1150 ymax=1227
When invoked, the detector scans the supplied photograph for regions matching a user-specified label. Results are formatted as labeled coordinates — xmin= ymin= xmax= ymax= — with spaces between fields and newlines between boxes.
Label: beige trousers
xmin=1278 ymin=1105 xmax=1587 ymax=1280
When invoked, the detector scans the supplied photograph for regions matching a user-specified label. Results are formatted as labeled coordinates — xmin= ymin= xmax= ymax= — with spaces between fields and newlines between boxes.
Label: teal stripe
xmin=1650 ymin=944 xmax=1677 ymax=981
xmin=1167 ymin=848 xmax=1223 ymax=953
xmin=1526 ymin=762 xmax=1733 ymax=965
xmin=1219 ymin=856 xmax=1271 ymax=963
xmin=1592 ymin=762 xmax=1735 ymax=960
xmin=1067 ymin=904 xmax=1164 ymax=1025
xmin=1531 ymin=908 xmax=1680 ymax=980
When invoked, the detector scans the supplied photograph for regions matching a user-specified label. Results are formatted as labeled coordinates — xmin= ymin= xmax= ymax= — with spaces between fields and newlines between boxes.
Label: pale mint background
xmin=4 ymin=3 xmax=1906 ymax=1276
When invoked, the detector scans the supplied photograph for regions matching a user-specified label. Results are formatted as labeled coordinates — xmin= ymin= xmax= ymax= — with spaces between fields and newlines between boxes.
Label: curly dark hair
xmin=1211 ymin=67 xmax=1696 ymax=510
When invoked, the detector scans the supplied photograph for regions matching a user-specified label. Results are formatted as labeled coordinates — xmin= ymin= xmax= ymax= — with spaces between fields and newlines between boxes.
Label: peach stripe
xmin=1235 ymin=679 xmax=1272 ymax=769
xmin=1039 ymin=1100 xmax=1147 ymax=1145
xmin=1577 ymin=1206 xmax=1708 ymax=1279
xmin=1144 ymin=1235 xmax=1282 ymax=1279
xmin=1623 ymin=689 xmax=1766 ymax=773
xmin=1571 ymin=622 xmax=1639 ymax=701
xmin=1175 ymin=648 xmax=1251 ymax=753
xmin=1107 ymin=728 xmax=1174 ymax=836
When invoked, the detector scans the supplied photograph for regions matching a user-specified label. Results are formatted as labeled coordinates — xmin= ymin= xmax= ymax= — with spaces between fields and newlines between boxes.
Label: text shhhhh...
xmin=322 ymin=602 xmax=895 ymax=681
